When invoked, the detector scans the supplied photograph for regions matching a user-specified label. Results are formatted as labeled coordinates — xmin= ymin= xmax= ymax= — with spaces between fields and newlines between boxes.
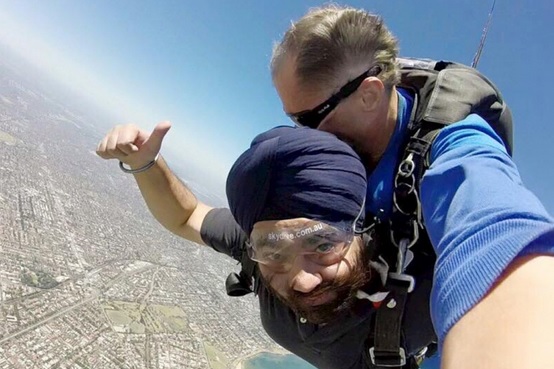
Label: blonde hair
xmin=271 ymin=4 xmax=400 ymax=91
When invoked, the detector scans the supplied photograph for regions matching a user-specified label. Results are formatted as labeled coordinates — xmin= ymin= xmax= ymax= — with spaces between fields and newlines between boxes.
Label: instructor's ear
xmin=359 ymin=77 xmax=385 ymax=113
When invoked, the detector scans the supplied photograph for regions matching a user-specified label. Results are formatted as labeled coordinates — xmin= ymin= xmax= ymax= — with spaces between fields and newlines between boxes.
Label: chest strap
xmin=370 ymin=125 xmax=441 ymax=368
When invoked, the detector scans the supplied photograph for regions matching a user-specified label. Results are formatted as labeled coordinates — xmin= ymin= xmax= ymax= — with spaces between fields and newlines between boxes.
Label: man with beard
xmin=223 ymin=126 xmax=392 ymax=368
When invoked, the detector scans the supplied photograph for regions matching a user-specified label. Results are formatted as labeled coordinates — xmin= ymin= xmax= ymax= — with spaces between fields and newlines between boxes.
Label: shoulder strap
xmin=369 ymin=126 xmax=440 ymax=369
xmin=398 ymin=57 xmax=513 ymax=155
xmin=370 ymin=58 xmax=514 ymax=367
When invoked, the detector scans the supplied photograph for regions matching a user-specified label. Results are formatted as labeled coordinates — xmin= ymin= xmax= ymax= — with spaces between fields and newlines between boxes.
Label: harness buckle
xmin=388 ymin=272 xmax=415 ymax=293
xmin=398 ymin=153 xmax=415 ymax=177
xmin=369 ymin=347 xmax=406 ymax=367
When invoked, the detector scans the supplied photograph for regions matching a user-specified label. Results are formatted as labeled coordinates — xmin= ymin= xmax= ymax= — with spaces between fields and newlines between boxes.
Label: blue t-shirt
xmin=366 ymin=88 xmax=413 ymax=220
xmin=423 ymin=115 xmax=554 ymax=344
xmin=367 ymin=89 xmax=554 ymax=344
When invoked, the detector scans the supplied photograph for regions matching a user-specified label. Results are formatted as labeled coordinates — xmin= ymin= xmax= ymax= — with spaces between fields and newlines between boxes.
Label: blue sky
xmin=0 ymin=0 xmax=552 ymax=213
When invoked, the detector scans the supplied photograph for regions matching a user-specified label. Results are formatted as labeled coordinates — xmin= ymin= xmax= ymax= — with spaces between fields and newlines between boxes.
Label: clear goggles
xmin=247 ymin=220 xmax=355 ymax=273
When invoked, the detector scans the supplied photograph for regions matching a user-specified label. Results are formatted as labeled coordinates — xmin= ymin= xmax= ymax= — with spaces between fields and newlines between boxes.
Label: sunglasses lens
xmin=296 ymin=114 xmax=319 ymax=129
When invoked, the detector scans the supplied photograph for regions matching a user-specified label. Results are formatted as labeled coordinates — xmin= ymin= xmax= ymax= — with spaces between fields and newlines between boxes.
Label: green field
xmin=102 ymin=301 xmax=188 ymax=334
xmin=203 ymin=342 xmax=229 ymax=369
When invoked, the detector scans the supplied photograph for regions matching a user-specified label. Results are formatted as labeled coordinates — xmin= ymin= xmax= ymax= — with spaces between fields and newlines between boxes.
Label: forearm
xmin=441 ymin=254 xmax=554 ymax=369
xmin=131 ymin=155 xmax=207 ymax=242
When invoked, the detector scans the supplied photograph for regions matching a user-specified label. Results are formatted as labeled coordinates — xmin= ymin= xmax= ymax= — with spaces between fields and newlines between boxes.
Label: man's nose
xmin=290 ymin=259 xmax=323 ymax=293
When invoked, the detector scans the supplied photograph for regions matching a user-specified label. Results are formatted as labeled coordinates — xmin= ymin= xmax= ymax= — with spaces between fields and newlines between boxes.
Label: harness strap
xmin=404 ymin=125 xmax=443 ymax=178
xmin=370 ymin=122 xmax=443 ymax=368
xmin=370 ymin=277 xmax=411 ymax=368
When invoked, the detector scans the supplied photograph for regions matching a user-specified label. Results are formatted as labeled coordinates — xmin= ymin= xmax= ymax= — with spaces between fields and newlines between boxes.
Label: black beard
xmin=262 ymin=240 xmax=372 ymax=325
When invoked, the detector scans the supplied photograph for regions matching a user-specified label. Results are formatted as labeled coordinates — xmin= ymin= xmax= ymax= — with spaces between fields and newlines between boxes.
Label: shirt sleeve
xmin=421 ymin=113 xmax=554 ymax=344
xmin=200 ymin=207 xmax=248 ymax=262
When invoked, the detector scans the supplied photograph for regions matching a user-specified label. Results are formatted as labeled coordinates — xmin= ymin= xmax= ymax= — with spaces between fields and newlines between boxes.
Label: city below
xmin=0 ymin=48 xmax=291 ymax=368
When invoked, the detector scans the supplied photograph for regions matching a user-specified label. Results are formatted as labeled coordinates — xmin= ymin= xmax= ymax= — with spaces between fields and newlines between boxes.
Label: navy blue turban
xmin=226 ymin=126 xmax=367 ymax=235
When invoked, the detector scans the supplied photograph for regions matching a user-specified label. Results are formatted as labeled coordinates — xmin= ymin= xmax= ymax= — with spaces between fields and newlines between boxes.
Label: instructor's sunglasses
xmin=288 ymin=65 xmax=382 ymax=129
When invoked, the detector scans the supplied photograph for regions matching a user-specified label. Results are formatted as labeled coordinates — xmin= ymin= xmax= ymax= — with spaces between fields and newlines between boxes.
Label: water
xmin=242 ymin=352 xmax=440 ymax=369
xmin=243 ymin=353 xmax=316 ymax=369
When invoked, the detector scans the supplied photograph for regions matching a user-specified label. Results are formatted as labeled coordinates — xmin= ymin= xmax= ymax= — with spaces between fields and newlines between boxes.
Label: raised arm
xmin=421 ymin=114 xmax=554 ymax=368
xmin=96 ymin=121 xmax=212 ymax=245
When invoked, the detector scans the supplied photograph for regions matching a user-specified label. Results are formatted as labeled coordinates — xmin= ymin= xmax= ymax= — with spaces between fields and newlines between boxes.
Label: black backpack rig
xmin=225 ymin=57 xmax=513 ymax=369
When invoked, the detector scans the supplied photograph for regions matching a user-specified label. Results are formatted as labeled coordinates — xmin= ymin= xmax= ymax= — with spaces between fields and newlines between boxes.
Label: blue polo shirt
xmin=423 ymin=115 xmax=554 ymax=344
xmin=366 ymin=88 xmax=413 ymax=220
xmin=366 ymin=88 xmax=554 ymax=345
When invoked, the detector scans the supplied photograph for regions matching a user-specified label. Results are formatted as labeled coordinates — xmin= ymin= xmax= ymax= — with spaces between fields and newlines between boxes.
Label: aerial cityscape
xmin=0 ymin=48 xmax=289 ymax=368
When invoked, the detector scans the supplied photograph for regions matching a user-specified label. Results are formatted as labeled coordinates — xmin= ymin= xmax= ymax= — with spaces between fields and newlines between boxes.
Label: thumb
xmin=144 ymin=121 xmax=172 ymax=152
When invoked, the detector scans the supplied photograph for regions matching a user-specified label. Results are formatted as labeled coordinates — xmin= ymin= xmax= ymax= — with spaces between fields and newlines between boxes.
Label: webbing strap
xmin=371 ymin=279 xmax=411 ymax=368
xmin=370 ymin=123 xmax=443 ymax=368
xmin=404 ymin=126 xmax=443 ymax=174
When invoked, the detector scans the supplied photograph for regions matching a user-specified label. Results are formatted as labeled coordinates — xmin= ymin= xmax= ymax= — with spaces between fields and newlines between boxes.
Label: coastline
xmin=232 ymin=347 xmax=291 ymax=369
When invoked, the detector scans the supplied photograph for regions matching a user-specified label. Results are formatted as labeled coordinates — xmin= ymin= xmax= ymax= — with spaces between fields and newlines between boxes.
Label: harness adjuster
xmin=369 ymin=347 xmax=406 ymax=367
xmin=388 ymin=272 xmax=415 ymax=293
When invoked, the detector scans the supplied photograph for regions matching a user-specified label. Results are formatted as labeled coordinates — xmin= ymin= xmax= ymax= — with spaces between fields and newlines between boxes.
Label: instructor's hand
xmin=96 ymin=121 xmax=171 ymax=168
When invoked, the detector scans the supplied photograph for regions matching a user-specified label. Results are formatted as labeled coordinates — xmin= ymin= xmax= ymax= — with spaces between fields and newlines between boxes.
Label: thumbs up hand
xmin=96 ymin=121 xmax=172 ymax=169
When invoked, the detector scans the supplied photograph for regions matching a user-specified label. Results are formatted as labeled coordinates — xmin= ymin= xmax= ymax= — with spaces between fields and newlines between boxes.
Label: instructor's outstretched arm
xmin=442 ymin=255 xmax=554 ymax=369
xmin=96 ymin=121 xmax=212 ymax=245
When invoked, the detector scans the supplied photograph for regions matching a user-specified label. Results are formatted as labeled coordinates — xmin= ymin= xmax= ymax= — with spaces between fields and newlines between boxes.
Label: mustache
xmin=289 ymin=275 xmax=349 ymax=302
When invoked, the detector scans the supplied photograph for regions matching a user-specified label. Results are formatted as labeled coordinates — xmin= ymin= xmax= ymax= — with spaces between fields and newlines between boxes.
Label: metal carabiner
xmin=394 ymin=173 xmax=416 ymax=195
xmin=390 ymin=219 xmax=420 ymax=250
xmin=398 ymin=153 xmax=415 ymax=178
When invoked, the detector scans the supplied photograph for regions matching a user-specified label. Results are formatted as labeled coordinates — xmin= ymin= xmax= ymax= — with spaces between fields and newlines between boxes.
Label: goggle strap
xmin=353 ymin=196 xmax=366 ymax=234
